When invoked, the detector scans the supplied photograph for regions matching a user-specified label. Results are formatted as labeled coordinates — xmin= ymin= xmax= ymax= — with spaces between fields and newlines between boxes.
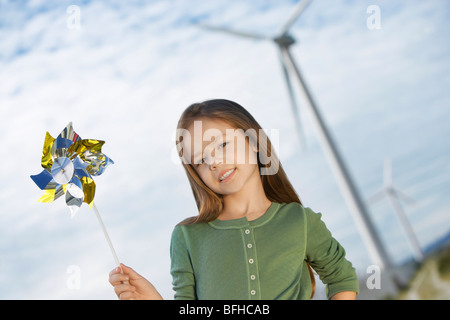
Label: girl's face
xmin=185 ymin=117 xmax=259 ymax=196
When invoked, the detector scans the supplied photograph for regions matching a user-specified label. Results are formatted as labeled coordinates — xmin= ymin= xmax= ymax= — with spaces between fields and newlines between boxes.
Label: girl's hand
xmin=109 ymin=263 xmax=163 ymax=300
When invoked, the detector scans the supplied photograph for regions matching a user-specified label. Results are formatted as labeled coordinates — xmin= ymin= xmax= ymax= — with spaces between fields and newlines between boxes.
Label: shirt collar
xmin=208 ymin=202 xmax=281 ymax=229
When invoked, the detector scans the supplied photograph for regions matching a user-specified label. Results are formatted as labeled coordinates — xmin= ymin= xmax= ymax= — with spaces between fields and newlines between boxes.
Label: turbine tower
xmin=369 ymin=157 xmax=424 ymax=262
xmin=195 ymin=0 xmax=393 ymax=271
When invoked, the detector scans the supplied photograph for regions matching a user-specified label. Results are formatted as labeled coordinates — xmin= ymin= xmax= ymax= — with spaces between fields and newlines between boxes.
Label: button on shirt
xmin=170 ymin=202 xmax=359 ymax=300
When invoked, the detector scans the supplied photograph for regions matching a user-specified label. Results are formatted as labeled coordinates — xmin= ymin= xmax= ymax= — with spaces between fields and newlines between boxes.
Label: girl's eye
xmin=218 ymin=142 xmax=228 ymax=149
xmin=196 ymin=158 xmax=206 ymax=167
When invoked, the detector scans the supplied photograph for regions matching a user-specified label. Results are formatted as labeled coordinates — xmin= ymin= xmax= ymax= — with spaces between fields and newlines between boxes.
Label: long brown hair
xmin=175 ymin=99 xmax=315 ymax=298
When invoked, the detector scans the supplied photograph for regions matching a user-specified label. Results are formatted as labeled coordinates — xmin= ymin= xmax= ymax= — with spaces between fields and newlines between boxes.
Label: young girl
xmin=109 ymin=99 xmax=359 ymax=300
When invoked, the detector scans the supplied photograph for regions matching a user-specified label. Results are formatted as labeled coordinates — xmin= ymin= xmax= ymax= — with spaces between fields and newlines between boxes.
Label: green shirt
xmin=170 ymin=202 xmax=359 ymax=300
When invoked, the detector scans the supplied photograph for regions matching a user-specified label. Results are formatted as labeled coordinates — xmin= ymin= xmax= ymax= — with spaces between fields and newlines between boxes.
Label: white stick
xmin=92 ymin=202 xmax=120 ymax=267
xmin=92 ymin=202 xmax=129 ymax=285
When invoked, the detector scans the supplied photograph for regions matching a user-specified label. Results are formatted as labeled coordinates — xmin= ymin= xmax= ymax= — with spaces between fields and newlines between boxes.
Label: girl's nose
xmin=209 ymin=157 xmax=222 ymax=169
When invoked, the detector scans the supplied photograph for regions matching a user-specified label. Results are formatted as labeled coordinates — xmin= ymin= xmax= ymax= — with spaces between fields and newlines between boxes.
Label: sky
xmin=0 ymin=0 xmax=449 ymax=299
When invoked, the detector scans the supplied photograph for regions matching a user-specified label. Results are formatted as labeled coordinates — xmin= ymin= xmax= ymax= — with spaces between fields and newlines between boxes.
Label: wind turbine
xmin=369 ymin=157 xmax=424 ymax=262
xmin=194 ymin=0 xmax=393 ymax=271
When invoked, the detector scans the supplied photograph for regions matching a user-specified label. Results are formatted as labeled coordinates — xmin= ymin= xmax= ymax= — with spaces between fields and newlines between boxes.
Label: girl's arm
xmin=170 ymin=225 xmax=197 ymax=299
xmin=330 ymin=291 xmax=357 ymax=300
xmin=304 ymin=208 xmax=360 ymax=299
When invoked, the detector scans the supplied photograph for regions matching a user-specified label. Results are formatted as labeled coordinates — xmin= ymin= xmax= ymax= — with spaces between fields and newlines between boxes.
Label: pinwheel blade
xmin=84 ymin=150 xmax=114 ymax=176
xmin=59 ymin=122 xmax=81 ymax=142
xmin=68 ymin=139 xmax=105 ymax=158
xmin=41 ymin=132 xmax=55 ymax=169
xmin=67 ymin=176 xmax=85 ymax=199
xmin=80 ymin=176 xmax=96 ymax=207
xmin=30 ymin=169 xmax=54 ymax=190
xmin=66 ymin=191 xmax=83 ymax=218
xmin=72 ymin=156 xmax=91 ymax=178
xmin=37 ymin=185 xmax=65 ymax=203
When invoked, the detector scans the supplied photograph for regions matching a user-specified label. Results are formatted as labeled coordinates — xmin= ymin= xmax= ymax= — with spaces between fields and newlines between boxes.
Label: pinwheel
xmin=30 ymin=122 xmax=113 ymax=216
xmin=30 ymin=122 xmax=121 ymax=267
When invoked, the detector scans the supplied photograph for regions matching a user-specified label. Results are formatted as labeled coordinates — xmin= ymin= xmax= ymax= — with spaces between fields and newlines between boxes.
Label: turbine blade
xmin=194 ymin=22 xmax=269 ymax=41
xmin=383 ymin=157 xmax=392 ymax=187
xmin=392 ymin=188 xmax=418 ymax=207
xmin=367 ymin=189 xmax=386 ymax=205
xmin=279 ymin=0 xmax=313 ymax=36
xmin=386 ymin=191 xmax=424 ymax=261
xmin=279 ymin=48 xmax=307 ymax=150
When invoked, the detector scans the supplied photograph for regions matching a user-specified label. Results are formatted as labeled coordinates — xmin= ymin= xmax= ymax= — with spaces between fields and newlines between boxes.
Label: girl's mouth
xmin=219 ymin=168 xmax=236 ymax=182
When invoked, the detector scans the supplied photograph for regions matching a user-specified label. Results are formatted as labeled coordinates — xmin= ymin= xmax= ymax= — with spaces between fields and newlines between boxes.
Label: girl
xmin=109 ymin=99 xmax=359 ymax=300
